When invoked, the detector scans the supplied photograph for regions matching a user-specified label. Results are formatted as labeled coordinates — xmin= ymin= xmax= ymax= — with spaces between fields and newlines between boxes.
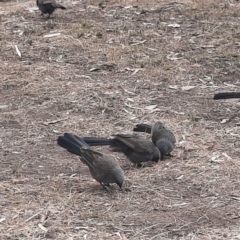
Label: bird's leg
xmin=100 ymin=182 xmax=110 ymax=191
xmin=136 ymin=163 xmax=144 ymax=168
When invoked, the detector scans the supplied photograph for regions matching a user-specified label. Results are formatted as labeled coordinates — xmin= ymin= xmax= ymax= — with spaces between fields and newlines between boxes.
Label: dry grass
xmin=1 ymin=0 xmax=240 ymax=239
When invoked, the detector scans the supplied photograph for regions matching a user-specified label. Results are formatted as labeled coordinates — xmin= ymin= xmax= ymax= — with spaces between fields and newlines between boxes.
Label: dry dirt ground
xmin=1 ymin=0 xmax=240 ymax=239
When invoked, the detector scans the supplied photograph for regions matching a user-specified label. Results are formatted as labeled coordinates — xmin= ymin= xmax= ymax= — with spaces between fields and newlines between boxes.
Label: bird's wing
xmin=151 ymin=122 xmax=176 ymax=144
xmin=80 ymin=148 xmax=117 ymax=172
xmin=152 ymin=128 xmax=176 ymax=145
xmin=160 ymin=129 xmax=176 ymax=143
xmin=115 ymin=134 xmax=153 ymax=153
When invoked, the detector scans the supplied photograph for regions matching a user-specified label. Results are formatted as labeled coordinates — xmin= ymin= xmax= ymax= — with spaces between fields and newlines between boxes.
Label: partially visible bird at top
xmin=133 ymin=122 xmax=176 ymax=160
xmin=213 ymin=92 xmax=240 ymax=100
xmin=36 ymin=0 xmax=66 ymax=18
xmin=57 ymin=133 xmax=124 ymax=189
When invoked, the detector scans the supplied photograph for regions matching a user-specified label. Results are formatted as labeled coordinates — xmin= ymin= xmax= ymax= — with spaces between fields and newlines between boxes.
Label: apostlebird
xmin=57 ymin=133 xmax=124 ymax=189
xmin=133 ymin=122 xmax=176 ymax=159
xmin=214 ymin=92 xmax=240 ymax=100
xmin=82 ymin=134 xmax=161 ymax=164
xmin=36 ymin=0 xmax=66 ymax=18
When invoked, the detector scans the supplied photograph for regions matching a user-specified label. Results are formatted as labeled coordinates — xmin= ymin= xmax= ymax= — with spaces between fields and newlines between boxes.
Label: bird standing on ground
xmin=213 ymin=92 xmax=240 ymax=100
xmin=57 ymin=133 xmax=124 ymax=189
xmin=133 ymin=122 xmax=176 ymax=159
xmin=82 ymin=134 xmax=161 ymax=164
xmin=36 ymin=0 xmax=66 ymax=18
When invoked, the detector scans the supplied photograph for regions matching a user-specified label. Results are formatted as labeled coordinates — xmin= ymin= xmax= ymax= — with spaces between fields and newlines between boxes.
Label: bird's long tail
xmin=57 ymin=133 xmax=89 ymax=156
xmin=52 ymin=3 xmax=66 ymax=9
xmin=83 ymin=137 xmax=131 ymax=154
xmin=82 ymin=137 xmax=115 ymax=146
xmin=133 ymin=124 xmax=152 ymax=134
xmin=213 ymin=92 xmax=240 ymax=100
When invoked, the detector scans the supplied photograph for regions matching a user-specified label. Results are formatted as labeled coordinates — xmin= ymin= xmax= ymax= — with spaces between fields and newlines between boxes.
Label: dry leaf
xmin=38 ymin=223 xmax=48 ymax=232
xmin=15 ymin=45 xmax=21 ymax=57
xmin=168 ymin=23 xmax=180 ymax=28
xmin=222 ymin=152 xmax=232 ymax=160
xmin=221 ymin=119 xmax=228 ymax=124
xmin=0 ymin=105 xmax=8 ymax=109
xmin=175 ymin=175 xmax=184 ymax=180
xmin=43 ymin=33 xmax=61 ymax=38
xmin=145 ymin=105 xmax=157 ymax=110
xmin=169 ymin=85 xmax=178 ymax=89
xmin=181 ymin=86 xmax=195 ymax=91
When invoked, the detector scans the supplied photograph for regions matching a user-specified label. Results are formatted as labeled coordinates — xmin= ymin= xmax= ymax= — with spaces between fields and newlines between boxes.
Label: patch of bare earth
xmin=0 ymin=0 xmax=240 ymax=239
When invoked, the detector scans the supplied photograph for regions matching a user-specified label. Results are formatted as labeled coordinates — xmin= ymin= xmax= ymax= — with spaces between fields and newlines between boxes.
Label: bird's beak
xmin=117 ymin=182 xmax=122 ymax=188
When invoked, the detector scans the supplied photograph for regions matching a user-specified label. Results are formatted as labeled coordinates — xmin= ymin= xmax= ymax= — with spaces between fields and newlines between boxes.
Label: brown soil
xmin=0 ymin=0 xmax=240 ymax=239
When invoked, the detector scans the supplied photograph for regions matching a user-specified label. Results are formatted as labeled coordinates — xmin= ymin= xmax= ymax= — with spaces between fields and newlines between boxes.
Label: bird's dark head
xmin=151 ymin=122 xmax=165 ymax=137
xmin=115 ymin=169 xmax=124 ymax=189
xmin=116 ymin=180 xmax=123 ymax=188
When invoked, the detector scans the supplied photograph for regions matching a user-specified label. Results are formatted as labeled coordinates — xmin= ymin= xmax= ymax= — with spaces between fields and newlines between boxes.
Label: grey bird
xmin=36 ymin=0 xmax=66 ymax=18
xmin=82 ymin=134 xmax=161 ymax=164
xmin=57 ymin=133 xmax=124 ymax=189
xmin=214 ymin=92 xmax=240 ymax=100
xmin=133 ymin=122 xmax=176 ymax=160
